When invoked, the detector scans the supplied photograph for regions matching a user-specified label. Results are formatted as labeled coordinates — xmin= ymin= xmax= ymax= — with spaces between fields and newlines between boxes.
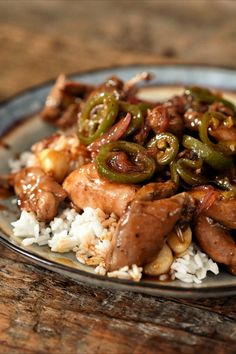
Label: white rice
xmin=11 ymin=206 xmax=219 ymax=284
xmin=107 ymin=265 xmax=143 ymax=282
xmin=12 ymin=207 xmax=114 ymax=256
xmin=171 ymin=244 xmax=219 ymax=284
xmin=11 ymin=207 xmax=143 ymax=282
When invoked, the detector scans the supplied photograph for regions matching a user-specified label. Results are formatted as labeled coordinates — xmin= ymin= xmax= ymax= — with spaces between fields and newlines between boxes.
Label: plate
xmin=1 ymin=64 xmax=236 ymax=298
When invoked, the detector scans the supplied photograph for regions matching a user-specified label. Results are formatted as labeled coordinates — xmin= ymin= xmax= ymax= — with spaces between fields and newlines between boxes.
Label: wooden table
xmin=0 ymin=1 xmax=236 ymax=353
xmin=1 ymin=244 xmax=236 ymax=354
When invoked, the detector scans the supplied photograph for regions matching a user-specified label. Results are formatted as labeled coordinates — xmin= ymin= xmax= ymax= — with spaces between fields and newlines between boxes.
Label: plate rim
xmin=1 ymin=62 xmax=236 ymax=106
xmin=1 ymin=234 xmax=236 ymax=298
xmin=1 ymin=63 xmax=236 ymax=298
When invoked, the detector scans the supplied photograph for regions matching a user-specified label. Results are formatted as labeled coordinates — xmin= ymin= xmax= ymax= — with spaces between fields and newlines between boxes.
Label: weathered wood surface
xmin=1 ymin=1 xmax=236 ymax=353
xmin=0 ymin=0 xmax=236 ymax=101
xmin=0 ymin=245 xmax=236 ymax=354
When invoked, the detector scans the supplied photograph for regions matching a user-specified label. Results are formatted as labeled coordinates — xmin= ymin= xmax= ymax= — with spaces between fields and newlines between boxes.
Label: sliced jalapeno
xmin=95 ymin=141 xmax=156 ymax=184
xmin=78 ymin=92 xmax=119 ymax=145
xmin=147 ymin=133 xmax=179 ymax=165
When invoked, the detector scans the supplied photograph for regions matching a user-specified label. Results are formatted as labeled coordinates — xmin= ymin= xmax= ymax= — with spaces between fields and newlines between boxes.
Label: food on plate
xmin=14 ymin=167 xmax=67 ymax=222
xmin=5 ymin=71 xmax=236 ymax=283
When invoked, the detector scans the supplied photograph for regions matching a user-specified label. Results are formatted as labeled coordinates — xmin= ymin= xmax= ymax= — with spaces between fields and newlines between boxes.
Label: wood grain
xmin=0 ymin=0 xmax=236 ymax=100
xmin=0 ymin=1 xmax=236 ymax=353
xmin=0 ymin=245 xmax=236 ymax=354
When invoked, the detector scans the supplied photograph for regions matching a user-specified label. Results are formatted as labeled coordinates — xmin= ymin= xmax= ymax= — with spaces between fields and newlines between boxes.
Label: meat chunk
xmin=147 ymin=106 xmax=170 ymax=134
xmin=210 ymin=125 xmax=236 ymax=144
xmin=189 ymin=187 xmax=236 ymax=229
xmin=147 ymin=104 xmax=184 ymax=137
xmin=134 ymin=180 xmax=177 ymax=202
xmin=194 ymin=214 xmax=236 ymax=273
xmin=91 ymin=76 xmax=125 ymax=100
xmin=41 ymin=74 xmax=94 ymax=128
xmin=63 ymin=163 xmax=138 ymax=217
xmin=14 ymin=167 xmax=67 ymax=222
xmin=205 ymin=198 xmax=236 ymax=229
xmin=183 ymin=109 xmax=201 ymax=131
xmin=106 ymin=192 xmax=195 ymax=271
xmin=41 ymin=74 xmax=66 ymax=123
xmin=191 ymin=186 xmax=236 ymax=274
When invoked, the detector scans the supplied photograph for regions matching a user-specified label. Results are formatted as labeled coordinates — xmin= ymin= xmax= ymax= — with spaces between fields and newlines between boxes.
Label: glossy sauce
xmin=56 ymin=257 xmax=79 ymax=267
xmin=0 ymin=187 xmax=13 ymax=199
xmin=143 ymin=273 xmax=172 ymax=283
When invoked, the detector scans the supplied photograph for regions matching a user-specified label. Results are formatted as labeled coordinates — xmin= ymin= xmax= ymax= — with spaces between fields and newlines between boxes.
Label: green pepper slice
xmin=183 ymin=135 xmax=233 ymax=170
xmin=170 ymin=160 xmax=180 ymax=186
xmin=186 ymin=86 xmax=236 ymax=115
xmin=176 ymin=158 xmax=208 ymax=186
xmin=77 ymin=92 xmax=119 ymax=145
xmin=199 ymin=111 xmax=236 ymax=155
xmin=119 ymin=101 xmax=143 ymax=136
xmin=147 ymin=133 xmax=179 ymax=165
xmin=138 ymin=102 xmax=154 ymax=115
xmin=95 ymin=141 xmax=156 ymax=184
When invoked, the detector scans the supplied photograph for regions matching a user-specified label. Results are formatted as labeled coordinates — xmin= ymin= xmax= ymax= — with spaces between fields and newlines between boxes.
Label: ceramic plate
xmin=1 ymin=64 xmax=236 ymax=298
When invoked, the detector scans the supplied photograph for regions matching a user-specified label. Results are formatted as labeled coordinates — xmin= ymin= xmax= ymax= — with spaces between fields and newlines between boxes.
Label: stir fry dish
xmin=6 ymin=72 xmax=236 ymax=283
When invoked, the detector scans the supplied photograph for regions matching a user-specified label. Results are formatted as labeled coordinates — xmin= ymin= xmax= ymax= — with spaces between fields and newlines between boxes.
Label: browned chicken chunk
xmin=63 ymin=163 xmax=138 ymax=217
xmin=194 ymin=215 xmax=236 ymax=273
xmin=41 ymin=74 xmax=94 ymax=128
xmin=14 ymin=167 xmax=67 ymax=222
xmin=189 ymin=186 xmax=236 ymax=274
xmin=106 ymin=192 xmax=195 ymax=271
xmin=134 ymin=180 xmax=177 ymax=202
xmin=210 ymin=125 xmax=236 ymax=143
xmin=189 ymin=187 xmax=236 ymax=229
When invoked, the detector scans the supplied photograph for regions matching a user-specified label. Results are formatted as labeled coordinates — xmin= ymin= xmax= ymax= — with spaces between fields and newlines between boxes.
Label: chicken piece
xmin=106 ymin=192 xmax=195 ymax=271
xmin=134 ymin=180 xmax=177 ymax=202
xmin=194 ymin=214 xmax=236 ymax=273
xmin=62 ymin=81 xmax=95 ymax=98
xmin=189 ymin=187 xmax=236 ymax=229
xmin=205 ymin=197 xmax=236 ymax=229
xmin=183 ymin=109 xmax=201 ymax=131
xmin=165 ymin=94 xmax=189 ymax=115
xmin=209 ymin=101 xmax=235 ymax=117
xmin=63 ymin=163 xmax=138 ymax=217
xmin=147 ymin=105 xmax=184 ymax=137
xmin=41 ymin=74 xmax=67 ymax=123
xmin=210 ymin=125 xmax=236 ymax=143
xmin=147 ymin=106 xmax=170 ymax=134
xmin=14 ymin=167 xmax=67 ymax=222
xmin=91 ymin=76 xmax=125 ymax=100
xmin=191 ymin=186 xmax=236 ymax=274
xmin=41 ymin=74 xmax=94 ymax=128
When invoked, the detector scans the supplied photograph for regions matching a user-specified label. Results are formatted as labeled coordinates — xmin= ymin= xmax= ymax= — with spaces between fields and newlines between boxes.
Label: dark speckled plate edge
xmin=1 ymin=64 xmax=236 ymax=298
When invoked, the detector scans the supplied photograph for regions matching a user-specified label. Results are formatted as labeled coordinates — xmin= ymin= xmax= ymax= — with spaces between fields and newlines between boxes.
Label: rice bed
xmin=11 ymin=207 xmax=219 ymax=283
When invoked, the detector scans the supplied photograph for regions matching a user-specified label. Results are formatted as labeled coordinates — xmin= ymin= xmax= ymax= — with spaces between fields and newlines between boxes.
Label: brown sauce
xmin=0 ymin=187 xmax=13 ymax=199
xmin=143 ymin=273 xmax=172 ymax=283
xmin=56 ymin=257 xmax=78 ymax=267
